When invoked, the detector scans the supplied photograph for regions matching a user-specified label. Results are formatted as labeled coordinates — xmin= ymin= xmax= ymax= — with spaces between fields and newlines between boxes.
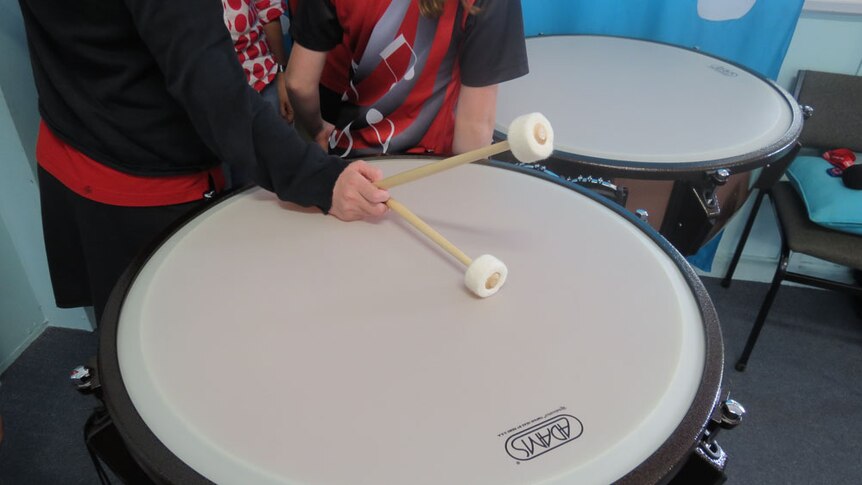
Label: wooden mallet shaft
xmin=376 ymin=140 xmax=511 ymax=190
xmin=385 ymin=197 xmax=472 ymax=267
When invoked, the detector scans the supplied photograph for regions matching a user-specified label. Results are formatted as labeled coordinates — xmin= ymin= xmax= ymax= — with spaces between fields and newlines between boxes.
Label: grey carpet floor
xmin=706 ymin=278 xmax=862 ymax=485
xmin=1 ymin=277 xmax=860 ymax=484
xmin=0 ymin=327 xmax=103 ymax=484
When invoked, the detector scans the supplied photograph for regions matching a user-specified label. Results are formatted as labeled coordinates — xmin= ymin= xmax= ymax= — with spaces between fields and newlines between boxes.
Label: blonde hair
xmin=418 ymin=0 xmax=480 ymax=18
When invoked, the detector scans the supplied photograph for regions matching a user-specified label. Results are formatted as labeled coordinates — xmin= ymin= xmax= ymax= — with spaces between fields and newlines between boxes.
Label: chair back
xmin=794 ymin=70 xmax=862 ymax=152
xmin=752 ymin=70 xmax=862 ymax=190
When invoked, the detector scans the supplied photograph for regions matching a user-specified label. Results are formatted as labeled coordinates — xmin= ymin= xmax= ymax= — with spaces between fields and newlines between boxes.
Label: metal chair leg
xmin=721 ymin=190 xmax=766 ymax=288
xmin=855 ymin=270 xmax=862 ymax=320
xmin=735 ymin=250 xmax=789 ymax=371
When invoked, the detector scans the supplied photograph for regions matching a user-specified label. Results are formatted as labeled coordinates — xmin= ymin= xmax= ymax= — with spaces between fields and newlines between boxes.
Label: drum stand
xmin=502 ymin=155 xmax=729 ymax=256
xmin=70 ymin=359 xmax=153 ymax=484
xmin=661 ymin=145 xmax=802 ymax=256
xmin=660 ymin=169 xmax=732 ymax=256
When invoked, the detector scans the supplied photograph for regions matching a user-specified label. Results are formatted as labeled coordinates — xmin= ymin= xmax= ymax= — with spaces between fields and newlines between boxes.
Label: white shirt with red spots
xmin=222 ymin=0 xmax=285 ymax=92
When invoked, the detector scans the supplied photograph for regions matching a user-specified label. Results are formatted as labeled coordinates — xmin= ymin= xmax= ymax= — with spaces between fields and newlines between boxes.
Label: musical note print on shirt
xmin=365 ymin=109 xmax=395 ymax=153
xmin=380 ymin=33 xmax=418 ymax=91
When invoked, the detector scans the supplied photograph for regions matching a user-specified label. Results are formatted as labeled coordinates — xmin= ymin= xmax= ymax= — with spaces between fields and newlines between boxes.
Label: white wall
xmin=778 ymin=10 xmax=862 ymax=88
xmin=804 ymin=0 xmax=862 ymax=15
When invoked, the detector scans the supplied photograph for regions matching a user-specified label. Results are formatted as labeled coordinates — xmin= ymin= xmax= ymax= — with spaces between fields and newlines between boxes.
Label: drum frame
xmin=494 ymin=34 xmax=803 ymax=181
xmin=494 ymin=34 xmax=804 ymax=255
xmin=97 ymin=158 xmax=725 ymax=485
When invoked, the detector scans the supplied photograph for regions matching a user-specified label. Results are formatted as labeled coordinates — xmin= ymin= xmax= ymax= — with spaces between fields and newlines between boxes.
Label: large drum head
xmin=496 ymin=35 xmax=801 ymax=176
xmin=100 ymin=159 xmax=723 ymax=484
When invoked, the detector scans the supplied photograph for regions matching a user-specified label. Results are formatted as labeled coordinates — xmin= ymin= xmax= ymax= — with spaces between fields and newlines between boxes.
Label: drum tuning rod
xmin=386 ymin=197 xmax=472 ymax=267
xmin=376 ymin=141 xmax=512 ymax=190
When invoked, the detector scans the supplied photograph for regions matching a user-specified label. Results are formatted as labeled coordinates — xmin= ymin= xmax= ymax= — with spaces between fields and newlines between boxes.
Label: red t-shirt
xmin=37 ymin=121 xmax=225 ymax=207
xmin=290 ymin=0 xmax=528 ymax=157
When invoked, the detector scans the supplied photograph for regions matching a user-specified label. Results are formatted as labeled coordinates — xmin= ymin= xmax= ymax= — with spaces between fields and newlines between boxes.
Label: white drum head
xmin=107 ymin=159 xmax=721 ymax=484
xmin=496 ymin=35 xmax=801 ymax=172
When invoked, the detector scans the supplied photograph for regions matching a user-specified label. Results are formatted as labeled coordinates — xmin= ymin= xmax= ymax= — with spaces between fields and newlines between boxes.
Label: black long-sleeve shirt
xmin=17 ymin=0 xmax=347 ymax=210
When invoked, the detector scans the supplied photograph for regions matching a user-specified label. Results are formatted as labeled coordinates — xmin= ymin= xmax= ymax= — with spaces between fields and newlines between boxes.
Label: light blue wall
xmin=0 ymin=199 xmax=45 ymax=374
xmin=0 ymin=90 xmax=48 ymax=374
xmin=0 ymin=0 xmax=92 ymax=373
xmin=0 ymin=0 xmax=37 ymax=171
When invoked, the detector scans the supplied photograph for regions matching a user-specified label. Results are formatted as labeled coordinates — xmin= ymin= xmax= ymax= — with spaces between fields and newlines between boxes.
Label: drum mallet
xmin=376 ymin=112 xmax=554 ymax=189
xmin=378 ymin=113 xmax=553 ymax=297
xmin=385 ymin=197 xmax=507 ymax=298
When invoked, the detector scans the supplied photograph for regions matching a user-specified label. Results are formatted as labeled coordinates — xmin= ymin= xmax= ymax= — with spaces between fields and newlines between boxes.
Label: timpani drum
xmin=99 ymin=157 xmax=725 ymax=484
xmin=495 ymin=35 xmax=803 ymax=255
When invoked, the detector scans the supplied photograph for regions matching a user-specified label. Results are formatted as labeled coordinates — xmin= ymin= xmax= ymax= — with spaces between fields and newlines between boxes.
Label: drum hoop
xmin=97 ymin=156 xmax=724 ymax=485
xmin=98 ymin=186 xmax=239 ymax=484
xmin=494 ymin=34 xmax=804 ymax=180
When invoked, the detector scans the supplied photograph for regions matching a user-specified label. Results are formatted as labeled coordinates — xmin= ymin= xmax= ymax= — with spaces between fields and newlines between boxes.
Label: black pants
xmin=38 ymin=167 xmax=211 ymax=324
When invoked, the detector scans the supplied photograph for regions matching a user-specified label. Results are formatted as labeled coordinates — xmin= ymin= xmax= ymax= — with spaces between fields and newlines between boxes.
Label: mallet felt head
xmin=507 ymin=112 xmax=554 ymax=163
xmin=464 ymin=254 xmax=508 ymax=298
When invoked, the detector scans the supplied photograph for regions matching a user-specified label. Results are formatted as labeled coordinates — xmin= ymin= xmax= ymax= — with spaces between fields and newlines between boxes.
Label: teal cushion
xmin=785 ymin=155 xmax=862 ymax=235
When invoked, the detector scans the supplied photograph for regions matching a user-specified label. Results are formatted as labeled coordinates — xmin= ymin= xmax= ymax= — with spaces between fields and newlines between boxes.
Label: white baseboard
xmin=696 ymin=253 xmax=856 ymax=286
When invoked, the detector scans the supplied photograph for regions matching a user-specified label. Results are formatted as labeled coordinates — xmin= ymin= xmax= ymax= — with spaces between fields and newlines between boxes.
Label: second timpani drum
xmin=495 ymin=35 xmax=803 ymax=254
xmin=99 ymin=158 xmax=725 ymax=484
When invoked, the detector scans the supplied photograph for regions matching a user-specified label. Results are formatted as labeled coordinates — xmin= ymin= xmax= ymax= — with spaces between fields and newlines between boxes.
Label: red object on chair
xmin=822 ymin=148 xmax=856 ymax=176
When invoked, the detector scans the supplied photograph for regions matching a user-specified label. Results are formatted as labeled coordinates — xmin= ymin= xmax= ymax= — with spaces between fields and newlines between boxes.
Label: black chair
xmin=720 ymin=70 xmax=862 ymax=371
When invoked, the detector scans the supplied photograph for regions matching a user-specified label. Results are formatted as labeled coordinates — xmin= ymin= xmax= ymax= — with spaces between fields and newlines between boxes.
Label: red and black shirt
xmin=18 ymin=0 xmax=346 ymax=210
xmin=291 ymin=0 xmax=528 ymax=157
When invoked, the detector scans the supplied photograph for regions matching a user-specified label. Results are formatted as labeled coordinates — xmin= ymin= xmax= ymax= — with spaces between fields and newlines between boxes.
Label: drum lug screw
xmin=635 ymin=209 xmax=649 ymax=222
xmin=704 ymin=398 xmax=746 ymax=446
xmin=801 ymin=104 xmax=814 ymax=119
xmin=710 ymin=169 xmax=731 ymax=186
xmin=718 ymin=399 xmax=746 ymax=429
xmin=695 ymin=398 xmax=745 ymax=467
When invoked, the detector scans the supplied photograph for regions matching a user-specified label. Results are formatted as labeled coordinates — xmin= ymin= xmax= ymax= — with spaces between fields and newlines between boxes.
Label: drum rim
xmin=97 ymin=156 xmax=724 ymax=485
xmin=494 ymin=34 xmax=804 ymax=180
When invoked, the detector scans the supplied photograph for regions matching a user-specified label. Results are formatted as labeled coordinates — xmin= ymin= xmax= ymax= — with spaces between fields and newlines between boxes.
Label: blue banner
xmin=521 ymin=0 xmax=803 ymax=80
